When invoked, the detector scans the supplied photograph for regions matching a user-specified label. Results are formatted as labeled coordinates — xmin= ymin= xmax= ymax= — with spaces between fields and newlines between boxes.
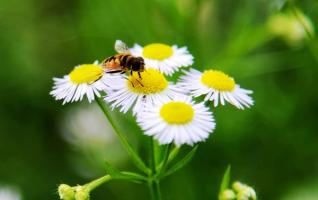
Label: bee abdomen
xmin=103 ymin=56 xmax=115 ymax=64
xmin=120 ymin=54 xmax=132 ymax=67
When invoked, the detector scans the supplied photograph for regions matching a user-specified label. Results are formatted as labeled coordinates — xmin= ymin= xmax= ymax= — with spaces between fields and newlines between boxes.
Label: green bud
xmin=75 ymin=186 xmax=90 ymax=200
xmin=58 ymin=184 xmax=75 ymax=200
xmin=233 ymin=181 xmax=257 ymax=200
xmin=219 ymin=189 xmax=236 ymax=200
xmin=232 ymin=182 xmax=247 ymax=192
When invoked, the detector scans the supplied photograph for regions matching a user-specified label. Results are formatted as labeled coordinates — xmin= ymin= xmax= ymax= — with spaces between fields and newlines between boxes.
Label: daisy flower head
xmin=137 ymin=95 xmax=215 ymax=146
xmin=179 ymin=68 xmax=253 ymax=109
xmin=50 ymin=61 xmax=109 ymax=104
xmin=104 ymin=68 xmax=183 ymax=115
xmin=130 ymin=43 xmax=194 ymax=76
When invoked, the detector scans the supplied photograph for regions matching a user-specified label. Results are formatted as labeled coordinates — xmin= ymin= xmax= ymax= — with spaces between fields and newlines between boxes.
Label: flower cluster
xmin=219 ymin=181 xmax=257 ymax=200
xmin=51 ymin=40 xmax=253 ymax=146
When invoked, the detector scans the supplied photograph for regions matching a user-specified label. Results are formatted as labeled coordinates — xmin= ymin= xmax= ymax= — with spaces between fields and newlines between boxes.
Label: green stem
xmin=86 ymin=175 xmax=112 ymax=191
xmin=156 ymin=144 xmax=172 ymax=175
xmin=289 ymin=2 xmax=313 ymax=39
xmin=148 ymin=138 xmax=161 ymax=200
xmin=96 ymin=98 xmax=149 ymax=174
xmin=148 ymin=180 xmax=161 ymax=200
xmin=149 ymin=138 xmax=156 ymax=174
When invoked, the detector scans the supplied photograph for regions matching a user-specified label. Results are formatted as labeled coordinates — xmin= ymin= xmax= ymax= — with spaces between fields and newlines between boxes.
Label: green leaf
xmin=219 ymin=165 xmax=231 ymax=194
xmin=162 ymin=145 xmax=198 ymax=178
xmin=156 ymin=143 xmax=172 ymax=175
xmin=105 ymin=161 xmax=147 ymax=183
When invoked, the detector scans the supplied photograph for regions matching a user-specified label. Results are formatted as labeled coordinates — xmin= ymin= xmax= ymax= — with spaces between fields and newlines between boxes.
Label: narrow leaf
xmin=162 ymin=145 xmax=198 ymax=178
xmin=105 ymin=161 xmax=146 ymax=183
xmin=219 ymin=165 xmax=231 ymax=194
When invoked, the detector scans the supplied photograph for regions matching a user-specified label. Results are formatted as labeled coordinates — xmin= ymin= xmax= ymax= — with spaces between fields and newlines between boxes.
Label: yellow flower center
xmin=143 ymin=43 xmax=173 ymax=60
xmin=127 ymin=68 xmax=168 ymax=94
xmin=201 ymin=70 xmax=235 ymax=91
xmin=69 ymin=64 xmax=103 ymax=84
xmin=160 ymin=102 xmax=194 ymax=124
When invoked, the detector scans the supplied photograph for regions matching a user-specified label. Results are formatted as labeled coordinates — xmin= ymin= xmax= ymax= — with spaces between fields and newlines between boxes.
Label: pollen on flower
xmin=127 ymin=68 xmax=168 ymax=94
xmin=201 ymin=70 xmax=235 ymax=91
xmin=69 ymin=64 xmax=103 ymax=84
xmin=160 ymin=102 xmax=194 ymax=124
xmin=143 ymin=43 xmax=173 ymax=60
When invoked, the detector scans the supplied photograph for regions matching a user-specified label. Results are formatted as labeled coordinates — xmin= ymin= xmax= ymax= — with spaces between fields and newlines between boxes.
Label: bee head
xmin=132 ymin=57 xmax=145 ymax=72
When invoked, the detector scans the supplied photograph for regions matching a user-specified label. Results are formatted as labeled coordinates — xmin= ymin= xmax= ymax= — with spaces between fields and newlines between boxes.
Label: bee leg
xmin=124 ymin=77 xmax=135 ymax=87
xmin=106 ymin=70 xmax=122 ymax=74
xmin=88 ymin=75 xmax=102 ymax=85
xmin=138 ymin=72 xmax=142 ymax=79
xmin=135 ymin=79 xmax=144 ymax=87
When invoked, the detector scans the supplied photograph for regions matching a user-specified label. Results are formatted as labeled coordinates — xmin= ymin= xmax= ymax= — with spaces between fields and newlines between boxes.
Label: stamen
xmin=69 ymin=64 xmax=103 ymax=84
xmin=143 ymin=43 xmax=173 ymax=60
xmin=160 ymin=102 xmax=194 ymax=124
xmin=127 ymin=68 xmax=168 ymax=94
xmin=201 ymin=70 xmax=235 ymax=91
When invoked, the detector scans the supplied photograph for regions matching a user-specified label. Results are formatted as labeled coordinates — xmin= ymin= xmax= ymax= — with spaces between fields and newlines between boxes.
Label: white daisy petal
xmin=178 ymin=68 xmax=254 ymax=109
xmin=130 ymin=43 xmax=194 ymax=76
xmin=104 ymin=68 xmax=183 ymax=116
xmin=50 ymin=62 xmax=109 ymax=104
xmin=137 ymin=96 xmax=215 ymax=146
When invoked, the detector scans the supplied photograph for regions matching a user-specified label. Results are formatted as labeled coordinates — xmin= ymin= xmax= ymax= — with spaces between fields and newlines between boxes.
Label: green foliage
xmin=0 ymin=0 xmax=318 ymax=199
xmin=219 ymin=165 xmax=231 ymax=194
xmin=162 ymin=146 xmax=198 ymax=178
xmin=104 ymin=161 xmax=146 ymax=183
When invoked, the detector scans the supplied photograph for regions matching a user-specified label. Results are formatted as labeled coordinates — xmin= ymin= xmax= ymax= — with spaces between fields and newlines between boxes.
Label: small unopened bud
xmin=233 ymin=181 xmax=257 ymax=200
xmin=75 ymin=186 xmax=90 ymax=200
xmin=219 ymin=189 xmax=236 ymax=200
xmin=233 ymin=182 xmax=246 ymax=192
xmin=58 ymin=184 xmax=75 ymax=200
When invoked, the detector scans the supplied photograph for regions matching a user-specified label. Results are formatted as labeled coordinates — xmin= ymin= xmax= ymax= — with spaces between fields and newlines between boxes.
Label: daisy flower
xmin=104 ymin=68 xmax=182 ymax=115
xmin=136 ymin=96 xmax=215 ymax=146
xmin=50 ymin=62 xmax=109 ymax=104
xmin=179 ymin=68 xmax=253 ymax=109
xmin=130 ymin=43 xmax=193 ymax=76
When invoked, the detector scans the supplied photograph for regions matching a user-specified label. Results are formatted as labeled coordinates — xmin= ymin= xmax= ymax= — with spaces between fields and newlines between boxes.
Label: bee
xmin=102 ymin=40 xmax=145 ymax=78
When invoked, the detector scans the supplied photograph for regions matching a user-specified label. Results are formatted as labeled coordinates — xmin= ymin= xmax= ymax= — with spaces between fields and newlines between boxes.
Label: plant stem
xmin=156 ymin=144 xmax=172 ymax=175
xmin=96 ymin=97 xmax=149 ymax=174
xmin=86 ymin=175 xmax=112 ymax=191
xmin=149 ymin=138 xmax=157 ymax=174
xmin=148 ymin=180 xmax=161 ymax=200
xmin=148 ymin=138 xmax=161 ymax=200
xmin=288 ymin=0 xmax=313 ymax=39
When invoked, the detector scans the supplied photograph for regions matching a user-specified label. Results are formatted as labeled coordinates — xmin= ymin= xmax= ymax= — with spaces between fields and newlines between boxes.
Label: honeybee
xmin=102 ymin=40 xmax=145 ymax=78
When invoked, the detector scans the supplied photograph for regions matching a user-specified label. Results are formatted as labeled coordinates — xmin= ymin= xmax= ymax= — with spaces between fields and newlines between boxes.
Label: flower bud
xmin=233 ymin=182 xmax=257 ymax=200
xmin=75 ymin=186 xmax=90 ymax=200
xmin=219 ymin=189 xmax=236 ymax=200
xmin=232 ymin=182 xmax=246 ymax=192
xmin=58 ymin=184 xmax=75 ymax=200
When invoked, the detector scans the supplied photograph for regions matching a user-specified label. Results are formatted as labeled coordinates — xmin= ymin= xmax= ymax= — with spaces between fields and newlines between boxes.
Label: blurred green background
xmin=1 ymin=0 xmax=318 ymax=199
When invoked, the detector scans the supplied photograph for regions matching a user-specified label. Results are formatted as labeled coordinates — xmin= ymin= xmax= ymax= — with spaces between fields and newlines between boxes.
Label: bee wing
xmin=115 ymin=40 xmax=130 ymax=53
